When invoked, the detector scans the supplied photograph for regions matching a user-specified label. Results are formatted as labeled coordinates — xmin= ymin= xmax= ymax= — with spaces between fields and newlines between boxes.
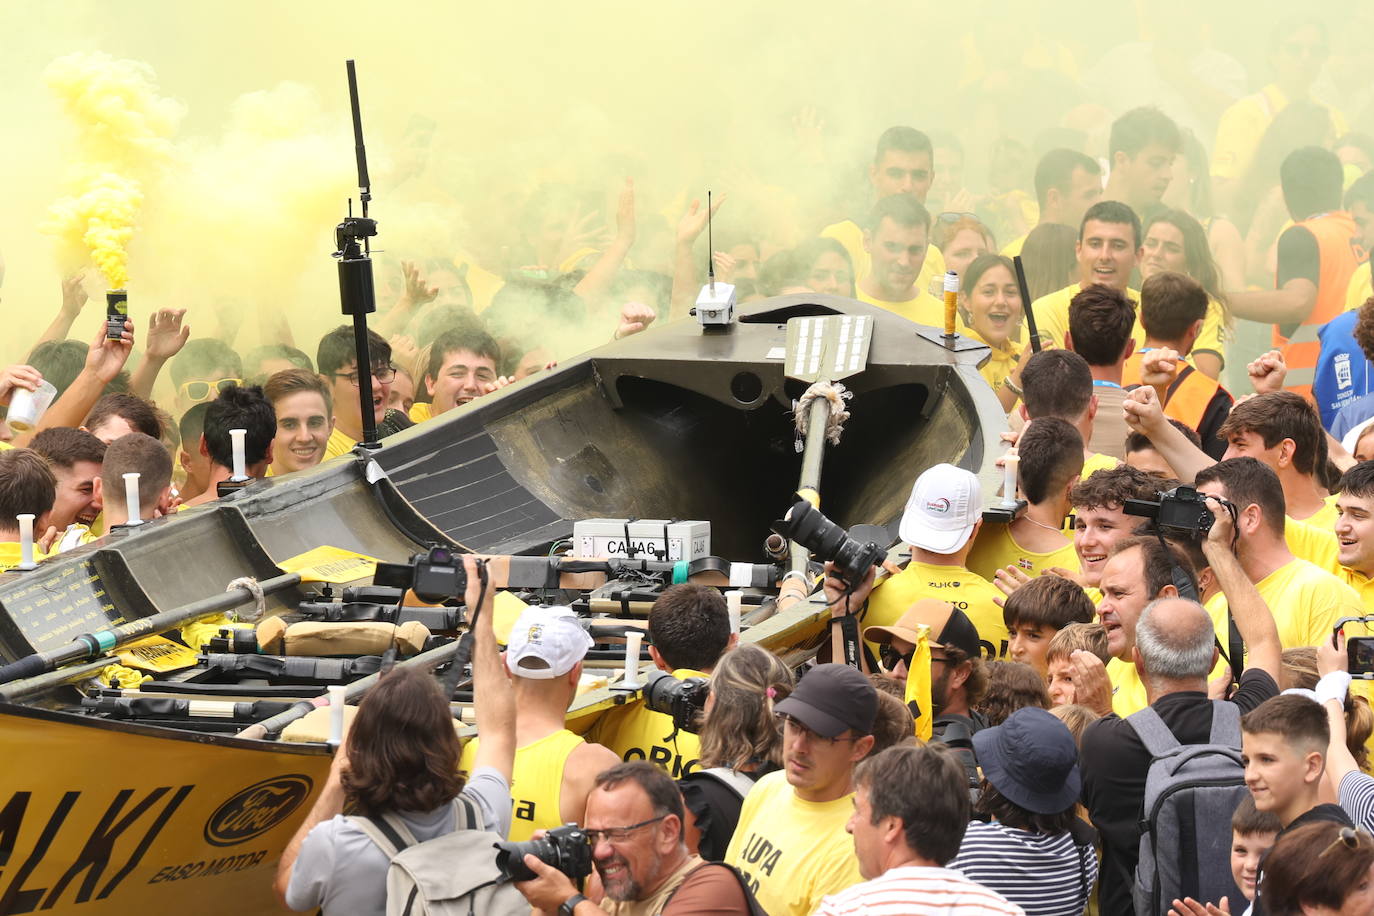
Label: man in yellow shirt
xmin=409 ymin=320 xmax=504 ymax=424
xmin=1195 ymin=458 xmax=1361 ymax=653
xmin=316 ymin=326 xmax=396 ymax=460
xmin=967 ymin=417 xmax=1082 ymax=581
xmin=1102 ymin=107 xmax=1181 ymax=219
xmin=1033 ymin=200 xmax=1144 ymax=352
xmin=1211 ymin=20 xmax=1346 ymax=188
xmin=1334 ymin=463 xmax=1374 ymax=609
xmin=1070 ymin=466 xmax=1176 ymax=592
xmin=1020 ymin=349 xmax=1119 ymax=483
xmin=0 ymin=448 xmax=55 ymax=571
xmin=458 ymin=605 xmax=620 ymax=842
xmin=1002 ymin=148 xmax=1102 ymax=257
xmin=1096 ymin=536 xmax=1201 ymax=716
xmin=853 ymin=196 xmax=943 ymax=326
xmin=585 ymin=583 xmax=733 ymax=778
xmin=856 ymin=463 xmax=1006 ymax=659
xmin=725 ymin=663 xmax=875 ymax=916
xmin=821 ymin=126 xmax=946 ymax=292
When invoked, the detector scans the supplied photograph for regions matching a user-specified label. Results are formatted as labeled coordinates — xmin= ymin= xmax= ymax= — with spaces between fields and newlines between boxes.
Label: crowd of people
xmin=3 ymin=11 xmax=1374 ymax=916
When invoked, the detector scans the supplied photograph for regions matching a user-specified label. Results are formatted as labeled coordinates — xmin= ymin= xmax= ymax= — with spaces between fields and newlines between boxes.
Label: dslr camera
xmin=643 ymin=669 xmax=709 ymax=734
xmin=495 ymin=824 xmax=593 ymax=883
xmin=1123 ymin=485 xmax=1215 ymax=539
xmin=771 ymin=497 xmax=885 ymax=584
xmin=372 ymin=545 xmax=467 ymax=603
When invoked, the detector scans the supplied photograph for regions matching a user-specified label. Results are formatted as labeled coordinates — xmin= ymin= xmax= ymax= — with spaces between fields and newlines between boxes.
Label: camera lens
xmin=772 ymin=499 xmax=885 ymax=583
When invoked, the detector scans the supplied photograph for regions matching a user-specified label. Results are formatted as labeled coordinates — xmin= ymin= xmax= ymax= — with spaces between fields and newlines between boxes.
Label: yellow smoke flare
xmin=40 ymin=52 xmax=182 ymax=288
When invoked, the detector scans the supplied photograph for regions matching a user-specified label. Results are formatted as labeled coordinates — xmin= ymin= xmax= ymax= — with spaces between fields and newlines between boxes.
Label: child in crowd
xmin=1045 ymin=622 xmax=1109 ymax=707
xmin=1002 ymin=575 xmax=1097 ymax=677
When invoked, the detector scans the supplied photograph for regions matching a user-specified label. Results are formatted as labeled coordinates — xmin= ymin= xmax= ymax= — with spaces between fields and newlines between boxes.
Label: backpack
xmin=693 ymin=766 xmax=758 ymax=801
xmin=350 ymin=795 xmax=528 ymax=916
xmin=1127 ymin=701 xmax=1249 ymax=916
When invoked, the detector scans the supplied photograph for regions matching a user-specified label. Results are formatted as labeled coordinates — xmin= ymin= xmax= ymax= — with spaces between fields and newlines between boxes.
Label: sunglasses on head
xmin=179 ymin=378 xmax=242 ymax=403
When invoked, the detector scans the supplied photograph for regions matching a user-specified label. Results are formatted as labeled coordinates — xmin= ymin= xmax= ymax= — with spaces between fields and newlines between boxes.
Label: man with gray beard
xmin=512 ymin=761 xmax=754 ymax=915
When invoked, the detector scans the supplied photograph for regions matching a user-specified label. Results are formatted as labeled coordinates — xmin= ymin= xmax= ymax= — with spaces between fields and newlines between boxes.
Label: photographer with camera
xmin=1194 ymin=458 xmax=1361 ymax=654
xmin=834 ymin=464 xmax=1006 ymax=664
xmin=1080 ymin=489 xmax=1283 ymax=914
xmin=510 ymin=761 xmax=755 ymax=916
xmin=587 ymin=584 xmax=733 ymax=779
xmin=678 ymin=643 xmax=793 ymax=860
xmin=458 ymin=605 xmax=621 ymax=842
xmin=275 ymin=555 xmax=516 ymax=915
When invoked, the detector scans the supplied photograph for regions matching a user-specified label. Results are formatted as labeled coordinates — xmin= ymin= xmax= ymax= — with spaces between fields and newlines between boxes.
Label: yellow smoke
xmin=40 ymin=51 xmax=183 ymax=289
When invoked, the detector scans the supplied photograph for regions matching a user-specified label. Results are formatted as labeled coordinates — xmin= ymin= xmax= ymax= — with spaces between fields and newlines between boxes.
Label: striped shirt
xmin=948 ymin=821 xmax=1097 ymax=916
xmin=817 ymin=865 xmax=1026 ymax=915
xmin=1340 ymin=770 xmax=1374 ymax=834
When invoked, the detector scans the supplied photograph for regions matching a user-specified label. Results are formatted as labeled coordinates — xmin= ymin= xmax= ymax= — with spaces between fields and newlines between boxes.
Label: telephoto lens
xmin=771 ymin=497 xmax=886 ymax=583
xmin=642 ymin=669 xmax=709 ymax=733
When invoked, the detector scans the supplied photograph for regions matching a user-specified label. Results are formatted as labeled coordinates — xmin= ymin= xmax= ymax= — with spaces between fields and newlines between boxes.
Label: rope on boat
xmin=227 ymin=576 xmax=266 ymax=622
xmin=793 ymin=381 xmax=852 ymax=452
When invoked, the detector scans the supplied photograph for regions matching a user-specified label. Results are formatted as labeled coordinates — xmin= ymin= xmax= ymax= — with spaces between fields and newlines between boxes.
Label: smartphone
xmin=106 ymin=289 xmax=128 ymax=340
xmin=1335 ymin=617 xmax=1374 ymax=678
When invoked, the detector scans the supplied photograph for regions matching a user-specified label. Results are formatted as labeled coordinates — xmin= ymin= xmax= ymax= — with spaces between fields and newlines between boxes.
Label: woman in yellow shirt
xmin=1140 ymin=209 xmax=1232 ymax=379
xmin=957 ymin=254 xmax=1027 ymax=413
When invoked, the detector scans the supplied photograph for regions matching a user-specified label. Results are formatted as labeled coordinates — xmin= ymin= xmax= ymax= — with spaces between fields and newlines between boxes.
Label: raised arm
xmin=1201 ymin=495 xmax=1281 ymax=684
xmin=574 ymin=179 xmax=636 ymax=307
xmin=29 ymin=318 xmax=134 ymax=439
xmin=669 ymin=195 xmax=724 ymax=321
xmin=35 ymin=273 xmax=91 ymax=346
xmin=1123 ymin=386 xmax=1214 ymax=483
xmin=129 ymin=308 xmax=188 ymax=399
xmin=467 ymin=555 xmax=515 ymax=783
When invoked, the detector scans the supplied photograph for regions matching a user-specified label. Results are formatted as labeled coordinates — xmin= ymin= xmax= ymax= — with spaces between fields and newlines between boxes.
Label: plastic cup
xmin=6 ymin=380 xmax=57 ymax=434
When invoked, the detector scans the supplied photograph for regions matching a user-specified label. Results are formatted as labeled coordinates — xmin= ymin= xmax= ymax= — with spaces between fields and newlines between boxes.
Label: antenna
xmin=346 ymin=60 xmax=371 ymax=221
xmin=706 ymin=190 xmax=715 ymax=294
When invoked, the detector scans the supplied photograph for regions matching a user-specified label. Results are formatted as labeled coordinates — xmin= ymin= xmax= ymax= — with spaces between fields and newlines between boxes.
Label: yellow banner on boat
xmin=276 ymin=545 xmax=381 ymax=584
xmin=0 ymin=704 xmax=332 ymax=914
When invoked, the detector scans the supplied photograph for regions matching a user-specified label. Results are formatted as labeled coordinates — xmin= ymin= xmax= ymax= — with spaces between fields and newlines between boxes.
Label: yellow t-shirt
xmin=1301 ymin=495 xmax=1342 ymax=533
xmin=819 ymin=219 xmax=945 ymax=294
xmin=1286 ymin=515 xmax=1341 ymax=573
xmin=583 ymin=667 xmax=705 ymax=779
xmin=408 ymin=402 xmax=434 ymax=424
xmin=1347 ymin=267 xmax=1372 ymax=314
xmin=1211 ymin=84 xmax=1349 ymax=181
xmin=1082 ymin=451 xmax=1120 ymax=479
xmin=856 ymin=286 xmax=946 ymax=327
xmin=1205 ymin=558 xmax=1363 ymax=654
xmin=459 ymin=728 xmax=585 ymax=842
xmin=1196 ymin=297 xmax=1230 ymax=366
xmin=0 ymin=541 xmax=49 ymax=572
xmin=0 ymin=441 xmax=12 ymax=451
xmin=1107 ymin=656 xmax=1149 ymax=717
xmin=864 ymin=559 xmax=1007 ymax=659
xmin=1338 ymin=566 xmax=1374 ymax=614
xmin=959 ymin=325 xmax=1023 ymax=393
xmin=724 ymin=771 xmax=863 ymax=916
xmin=323 ymin=427 xmax=356 ymax=461
xmin=1001 ymin=233 xmax=1027 ymax=258
xmin=965 ymin=522 xmax=1079 ymax=581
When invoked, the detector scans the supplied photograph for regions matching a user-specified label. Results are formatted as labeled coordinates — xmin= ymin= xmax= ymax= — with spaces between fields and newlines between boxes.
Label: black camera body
xmin=1123 ymin=485 xmax=1215 ymax=539
xmin=372 ymin=545 xmax=467 ymax=603
xmin=495 ymin=824 xmax=593 ymax=883
xmin=642 ymin=669 xmax=709 ymax=734
xmin=771 ymin=497 xmax=886 ymax=584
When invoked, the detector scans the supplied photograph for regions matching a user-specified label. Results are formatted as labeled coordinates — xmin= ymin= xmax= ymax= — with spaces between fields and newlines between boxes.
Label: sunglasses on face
xmin=179 ymin=378 xmax=242 ymax=403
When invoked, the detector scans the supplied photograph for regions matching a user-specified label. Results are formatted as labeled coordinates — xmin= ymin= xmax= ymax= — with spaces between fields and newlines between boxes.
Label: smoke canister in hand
xmin=942 ymin=271 xmax=959 ymax=338
xmin=106 ymin=290 xmax=128 ymax=341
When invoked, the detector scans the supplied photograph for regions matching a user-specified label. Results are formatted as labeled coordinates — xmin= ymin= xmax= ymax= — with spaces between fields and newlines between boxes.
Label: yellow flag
xmin=905 ymin=623 xmax=933 ymax=741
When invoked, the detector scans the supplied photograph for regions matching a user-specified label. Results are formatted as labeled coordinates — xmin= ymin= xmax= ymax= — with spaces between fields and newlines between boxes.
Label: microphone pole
xmin=333 ymin=59 xmax=381 ymax=448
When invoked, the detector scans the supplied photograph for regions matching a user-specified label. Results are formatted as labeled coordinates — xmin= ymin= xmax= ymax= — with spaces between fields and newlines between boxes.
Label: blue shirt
xmin=1315 ymin=311 xmax=1373 ymax=430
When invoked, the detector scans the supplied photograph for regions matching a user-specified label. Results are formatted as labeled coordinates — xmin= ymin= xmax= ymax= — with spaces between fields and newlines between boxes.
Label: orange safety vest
xmin=1123 ymin=352 xmax=1223 ymax=432
xmin=1274 ymin=212 xmax=1365 ymax=399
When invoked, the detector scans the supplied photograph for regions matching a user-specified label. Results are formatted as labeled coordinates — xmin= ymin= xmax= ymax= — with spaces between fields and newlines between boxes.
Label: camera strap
xmin=439 ymin=559 xmax=488 ymax=698
xmin=832 ymin=610 xmax=862 ymax=670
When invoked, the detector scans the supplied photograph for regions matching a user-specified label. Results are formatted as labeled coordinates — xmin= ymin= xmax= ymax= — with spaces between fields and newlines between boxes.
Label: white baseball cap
xmin=898 ymin=463 xmax=982 ymax=554
xmin=505 ymin=605 xmax=593 ymax=679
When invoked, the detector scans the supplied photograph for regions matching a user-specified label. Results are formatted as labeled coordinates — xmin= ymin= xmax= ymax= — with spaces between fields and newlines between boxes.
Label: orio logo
xmin=924 ymin=498 xmax=951 ymax=514
xmin=205 ymin=775 xmax=313 ymax=846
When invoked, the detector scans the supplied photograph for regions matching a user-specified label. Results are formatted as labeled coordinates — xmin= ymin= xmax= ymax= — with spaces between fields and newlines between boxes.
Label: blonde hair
xmin=1047 ymin=622 xmax=1110 ymax=667
xmin=1050 ymin=704 xmax=1102 ymax=747
xmin=696 ymin=644 xmax=794 ymax=770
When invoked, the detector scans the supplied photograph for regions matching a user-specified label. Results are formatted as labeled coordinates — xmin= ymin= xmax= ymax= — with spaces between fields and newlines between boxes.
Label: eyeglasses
xmin=584 ymin=815 xmax=667 ymax=846
xmin=179 ymin=378 xmax=242 ymax=403
xmin=335 ymin=365 xmax=397 ymax=386
xmin=880 ymin=644 xmax=915 ymax=672
xmin=936 ymin=211 xmax=979 ymax=223
xmin=1321 ymin=827 xmax=1368 ymax=858
xmin=774 ymin=712 xmax=861 ymax=745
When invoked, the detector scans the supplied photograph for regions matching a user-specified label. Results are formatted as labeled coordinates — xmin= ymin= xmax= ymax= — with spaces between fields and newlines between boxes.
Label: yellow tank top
xmin=509 ymin=729 xmax=584 ymax=841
